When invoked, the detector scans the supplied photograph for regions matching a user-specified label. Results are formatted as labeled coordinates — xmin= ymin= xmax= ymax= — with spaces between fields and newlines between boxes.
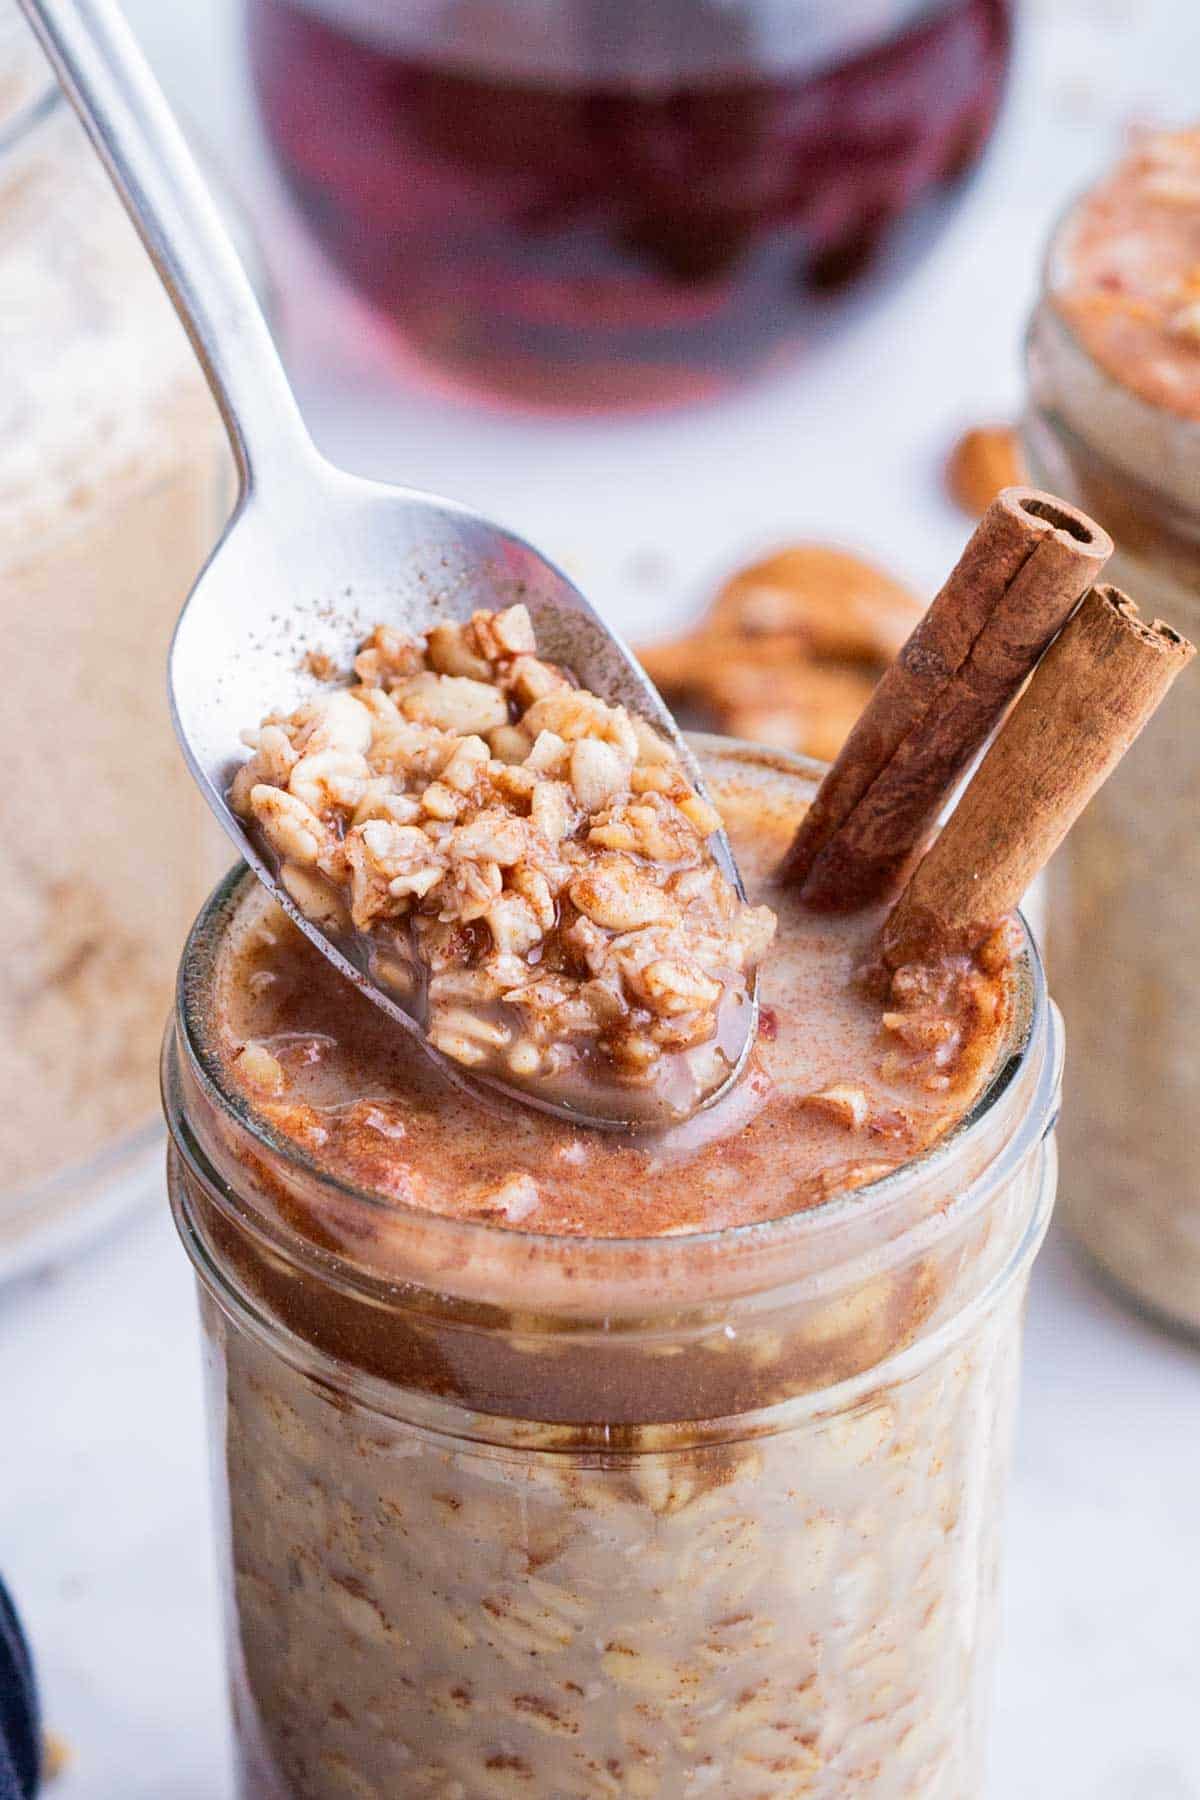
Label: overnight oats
xmin=1024 ymin=127 xmax=1200 ymax=1331
xmin=168 ymin=739 xmax=1058 ymax=1800
xmin=163 ymin=489 xmax=1190 ymax=1795
xmin=228 ymin=604 xmax=775 ymax=1123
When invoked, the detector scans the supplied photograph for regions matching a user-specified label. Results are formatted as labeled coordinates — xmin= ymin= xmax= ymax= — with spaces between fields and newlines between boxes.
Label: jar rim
xmin=1026 ymin=200 xmax=1200 ymax=558
xmin=270 ymin=0 xmax=966 ymax=88
xmin=165 ymin=737 xmax=1058 ymax=1313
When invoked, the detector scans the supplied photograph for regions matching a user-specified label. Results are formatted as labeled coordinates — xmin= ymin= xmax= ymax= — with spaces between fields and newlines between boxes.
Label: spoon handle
xmin=17 ymin=0 xmax=314 ymax=501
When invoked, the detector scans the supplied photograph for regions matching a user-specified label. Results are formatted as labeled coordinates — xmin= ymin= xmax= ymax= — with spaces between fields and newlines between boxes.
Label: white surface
xmin=3 ymin=1 xmax=1200 ymax=1794
xmin=0 ymin=1135 xmax=161 ymax=1295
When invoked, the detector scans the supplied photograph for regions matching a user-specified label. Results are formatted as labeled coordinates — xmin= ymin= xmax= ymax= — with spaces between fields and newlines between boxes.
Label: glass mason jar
xmin=246 ymin=0 xmax=1014 ymax=409
xmin=0 ymin=7 xmax=233 ymax=1275
xmin=164 ymin=741 xmax=1061 ymax=1798
xmin=1024 ymin=216 xmax=1200 ymax=1336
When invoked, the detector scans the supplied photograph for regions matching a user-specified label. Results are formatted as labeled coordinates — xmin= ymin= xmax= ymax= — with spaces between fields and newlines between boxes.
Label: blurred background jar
xmin=0 ymin=6 xmax=233 ymax=1277
xmin=247 ymin=0 xmax=1014 ymax=409
xmin=1023 ymin=128 xmax=1200 ymax=1336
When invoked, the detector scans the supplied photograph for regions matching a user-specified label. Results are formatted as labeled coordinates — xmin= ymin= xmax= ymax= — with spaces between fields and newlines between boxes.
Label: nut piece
xmin=944 ymin=425 xmax=1024 ymax=519
xmin=800 ymin=1084 xmax=870 ymax=1131
xmin=526 ymin=730 xmax=569 ymax=776
xmin=289 ymin=747 xmax=370 ymax=815
xmin=632 ymin=957 xmax=722 ymax=1017
xmin=487 ymin=894 xmax=544 ymax=957
xmin=1170 ymin=298 xmax=1200 ymax=344
xmin=279 ymin=862 xmax=349 ymax=931
xmin=479 ymin=1172 xmax=540 ymax=1221
xmin=637 ymin=543 xmax=921 ymax=764
xmin=451 ymin=810 xmax=527 ymax=868
xmin=440 ymin=734 xmax=491 ymax=792
xmin=234 ymin=1041 xmax=287 ymax=1097
xmin=300 ymin=689 xmax=374 ymax=755
xmin=395 ymin=672 xmax=509 ymax=735
xmin=249 ymin=786 xmax=325 ymax=867
xmin=509 ymin=655 xmax=570 ymax=707
xmin=523 ymin=691 xmax=639 ymax=759
xmin=569 ymin=857 xmax=677 ymax=932
xmin=426 ymin=621 xmax=492 ymax=680
xmin=488 ymin=724 xmax=533 ymax=765
xmin=708 ymin=544 xmax=920 ymax=661
xmin=569 ymin=738 xmax=633 ymax=813
xmin=531 ymin=781 xmax=573 ymax=845
xmin=352 ymin=623 xmax=423 ymax=686
xmin=476 ymin=602 xmax=537 ymax=658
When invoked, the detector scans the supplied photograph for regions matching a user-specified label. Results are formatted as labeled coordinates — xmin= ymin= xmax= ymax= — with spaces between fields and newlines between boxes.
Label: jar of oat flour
xmin=0 ymin=7 xmax=233 ymax=1274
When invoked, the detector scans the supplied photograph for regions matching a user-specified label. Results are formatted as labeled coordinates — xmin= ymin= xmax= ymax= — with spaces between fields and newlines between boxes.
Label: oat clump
xmin=232 ymin=606 xmax=775 ymax=1105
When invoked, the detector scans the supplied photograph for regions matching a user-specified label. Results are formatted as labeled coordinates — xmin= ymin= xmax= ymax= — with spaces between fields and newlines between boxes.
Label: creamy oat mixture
xmin=219 ymin=1286 xmax=1027 ymax=1800
xmin=233 ymin=608 xmax=776 ymax=1120
xmin=175 ymin=748 xmax=1042 ymax=1800
xmin=1052 ymin=127 xmax=1200 ymax=420
xmin=217 ymin=758 xmax=1014 ymax=1237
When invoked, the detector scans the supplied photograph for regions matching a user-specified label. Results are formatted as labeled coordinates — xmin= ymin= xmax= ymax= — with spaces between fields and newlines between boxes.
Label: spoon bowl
xmin=20 ymin=0 xmax=756 ymax=1130
xmin=171 ymin=465 xmax=756 ymax=1127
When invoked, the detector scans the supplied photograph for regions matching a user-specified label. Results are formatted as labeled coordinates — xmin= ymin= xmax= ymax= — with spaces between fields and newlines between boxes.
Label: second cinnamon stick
xmin=880 ymin=585 xmax=1195 ymax=967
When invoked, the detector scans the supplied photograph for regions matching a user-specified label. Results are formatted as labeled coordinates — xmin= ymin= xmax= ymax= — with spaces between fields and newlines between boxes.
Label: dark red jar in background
xmin=248 ymin=0 xmax=1014 ymax=409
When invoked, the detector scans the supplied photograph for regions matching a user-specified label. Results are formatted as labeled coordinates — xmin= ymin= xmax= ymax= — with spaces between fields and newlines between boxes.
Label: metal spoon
xmin=18 ymin=0 xmax=757 ymax=1130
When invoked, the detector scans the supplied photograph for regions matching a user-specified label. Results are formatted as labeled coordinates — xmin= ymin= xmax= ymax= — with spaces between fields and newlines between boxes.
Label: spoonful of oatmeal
xmin=18 ymin=0 xmax=771 ymax=1127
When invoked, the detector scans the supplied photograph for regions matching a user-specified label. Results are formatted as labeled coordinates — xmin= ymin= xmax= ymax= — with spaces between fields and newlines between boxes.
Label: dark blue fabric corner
xmin=0 ymin=1578 xmax=39 ymax=1800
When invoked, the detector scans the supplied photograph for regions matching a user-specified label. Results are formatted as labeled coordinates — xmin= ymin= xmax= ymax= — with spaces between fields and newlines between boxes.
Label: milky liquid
xmin=213 ymin=745 xmax=1011 ymax=1238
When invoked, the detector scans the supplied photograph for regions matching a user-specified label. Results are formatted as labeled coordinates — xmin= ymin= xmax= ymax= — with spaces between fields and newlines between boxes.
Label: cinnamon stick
xmin=782 ymin=488 xmax=1113 ymax=908
xmin=881 ymin=585 xmax=1194 ymax=967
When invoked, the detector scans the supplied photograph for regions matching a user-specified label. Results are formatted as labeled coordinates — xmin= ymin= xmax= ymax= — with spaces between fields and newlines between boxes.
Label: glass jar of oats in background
xmin=165 ymin=741 xmax=1061 ymax=1798
xmin=1023 ymin=127 xmax=1200 ymax=1334
xmin=0 ymin=7 xmax=233 ymax=1274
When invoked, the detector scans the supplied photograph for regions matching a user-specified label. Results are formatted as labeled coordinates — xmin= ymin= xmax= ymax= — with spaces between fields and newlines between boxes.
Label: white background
xmin=3 ymin=0 xmax=1200 ymax=1794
